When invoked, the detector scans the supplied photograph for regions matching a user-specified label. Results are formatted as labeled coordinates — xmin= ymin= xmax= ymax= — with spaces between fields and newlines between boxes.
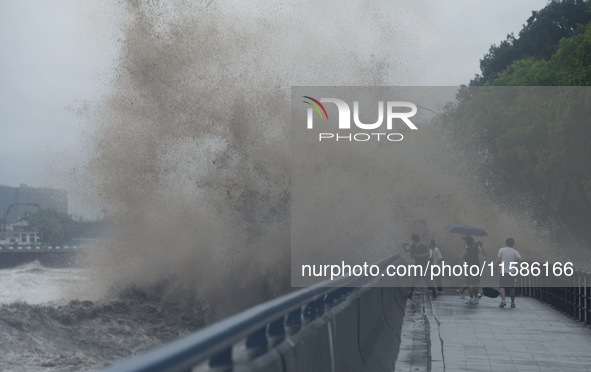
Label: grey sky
xmin=0 ymin=0 xmax=549 ymax=214
xmin=0 ymin=1 xmax=116 ymax=185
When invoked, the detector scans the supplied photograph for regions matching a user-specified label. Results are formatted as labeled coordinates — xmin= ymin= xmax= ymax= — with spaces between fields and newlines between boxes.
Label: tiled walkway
xmin=395 ymin=291 xmax=591 ymax=372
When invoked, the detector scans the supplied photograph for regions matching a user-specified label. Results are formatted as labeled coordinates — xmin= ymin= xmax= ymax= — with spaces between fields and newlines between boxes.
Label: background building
xmin=0 ymin=184 xmax=68 ymax=223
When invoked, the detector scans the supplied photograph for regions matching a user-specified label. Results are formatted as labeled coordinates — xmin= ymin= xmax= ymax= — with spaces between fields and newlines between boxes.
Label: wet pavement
xmin=395 ymin=290 xmax=591 ymax=372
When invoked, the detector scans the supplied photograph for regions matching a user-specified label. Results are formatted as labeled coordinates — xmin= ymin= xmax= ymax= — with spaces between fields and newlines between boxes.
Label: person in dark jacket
xmin=405 ymin=234 xmax=437 ymax=299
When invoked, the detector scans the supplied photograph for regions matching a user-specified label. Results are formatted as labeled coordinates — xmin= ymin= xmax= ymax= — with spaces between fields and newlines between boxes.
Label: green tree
xmin=26 ymin=209 xmax=76 ymax=245
xmin=552 ymin=25 xmax=591 ymax=84
xmin=446 ymin=1 xmax=591 ymax=244
xmin=491 ymin=24 xmax=591 ymax=86
xmin=472 ymin=0 xmax=591 ymax=85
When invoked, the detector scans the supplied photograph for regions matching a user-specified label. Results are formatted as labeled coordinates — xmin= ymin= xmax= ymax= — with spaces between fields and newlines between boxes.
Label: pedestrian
xmin=429 ymin=240 xmax=443 ymax=292
xmin=462 ymin=235 xmax=481 ymax=304
xmin=497 ymin=238 xmax=522 ymax=308
xmin=405 ymin=234 xmax=437 ymax=299
xmin=456 ymin=238 xmax=485 ymax=300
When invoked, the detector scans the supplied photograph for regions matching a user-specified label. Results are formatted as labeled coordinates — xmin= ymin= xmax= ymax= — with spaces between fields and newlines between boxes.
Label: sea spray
xmin=78 ymin=0 xmax=560 ymax=318
xmin=80 ymin=0 xmax=403 ymax=319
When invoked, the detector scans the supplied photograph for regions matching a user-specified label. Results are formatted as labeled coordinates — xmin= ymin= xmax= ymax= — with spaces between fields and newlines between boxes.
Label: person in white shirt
xmin=429 ymin=240 xmax=443 ymax=292
xmin=497 ymin=238 xmax=522 ymax=308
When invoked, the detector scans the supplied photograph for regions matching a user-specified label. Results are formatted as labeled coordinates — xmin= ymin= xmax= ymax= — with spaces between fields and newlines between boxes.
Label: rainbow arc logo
xmin=302 ymin=96 xmax=328 ymax=120
xmin=300 ymin=95 xmax=417 ymax=142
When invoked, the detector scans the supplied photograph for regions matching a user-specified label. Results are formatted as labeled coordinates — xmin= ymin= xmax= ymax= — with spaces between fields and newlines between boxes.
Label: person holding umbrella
xmin=461 ymin=235 xmax=482 ymax=304
xmin=444 ymin=224 xmax=488 ymax=303
xmin=456 ymin=239 xmax=486 ymax=299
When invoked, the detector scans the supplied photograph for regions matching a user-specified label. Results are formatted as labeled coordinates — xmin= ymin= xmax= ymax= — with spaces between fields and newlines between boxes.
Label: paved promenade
xmin=395 ymin=291 xmax=591 ymax=372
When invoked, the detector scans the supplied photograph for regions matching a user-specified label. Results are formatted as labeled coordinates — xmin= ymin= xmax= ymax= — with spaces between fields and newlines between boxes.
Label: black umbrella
xmin=444 ymin=224 xmax=488 ymax=237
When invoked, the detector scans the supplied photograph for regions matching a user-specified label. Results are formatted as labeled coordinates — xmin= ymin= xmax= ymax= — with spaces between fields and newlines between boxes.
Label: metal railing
xmin=517 ymin=266 xmax=591 ymax=324
xmin=103 ymin=253 xmax=402 ymax=372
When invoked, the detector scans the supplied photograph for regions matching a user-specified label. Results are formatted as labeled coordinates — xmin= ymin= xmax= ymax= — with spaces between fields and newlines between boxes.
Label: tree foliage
xmin=446 ymin=13 xmax=591 ymax=228
xmin=471 ymin=0 xmax=591 ymax=85
xmin=491 ymin=24 xmax=591 ymax=85
xmin=26 ymin=209 xmax=76 ymax=245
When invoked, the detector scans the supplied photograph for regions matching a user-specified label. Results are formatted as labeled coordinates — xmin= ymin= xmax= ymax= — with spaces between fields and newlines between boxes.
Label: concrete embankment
xmin=239 ymin=284 xmax=408 ymax=372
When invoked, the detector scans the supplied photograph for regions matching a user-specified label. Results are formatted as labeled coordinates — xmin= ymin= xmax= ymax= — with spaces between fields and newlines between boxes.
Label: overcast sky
xmin=0 ymin=0 xmax=549 ymax=214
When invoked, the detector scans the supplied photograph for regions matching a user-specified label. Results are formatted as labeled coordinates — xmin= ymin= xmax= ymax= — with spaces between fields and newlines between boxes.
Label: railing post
xmin=303 ymin=296 xmax=325 ymax=324
xmin=585 ymin=272 xmax=588 ymax=323
xmin=245 ymin=326 xmax=268 ymax=359
xmin=325 ymin=287 xmax=354 ymax=308
xmin=572 ymin=272 xmax=577 ymax=319
xmin=572 ymin=280 xmax=576 ymax=319
xmin=585 ymin=271 xmax=588 ymax=323
xmin=586 ymin=271 xmax=591 ymax=324
xmin=527 ymin=267 xmax=532 ymax=298
xmin=562 ymin=279 xmax=568 ymax=314
xmin=579 ymin=271 xmax=584 ymax=322
xmin=566 ymin=280 xmax=572 ymax=318
xmin=285 ymin=308 xmax=302 ymax=335
xmin=534 ymin=264 xmax=540 ymax=298
xmin=268 ymin=317 xmax=286 ymax=347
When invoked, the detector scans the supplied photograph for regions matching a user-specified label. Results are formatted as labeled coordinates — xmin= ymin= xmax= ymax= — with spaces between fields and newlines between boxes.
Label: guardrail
xmin=517 ymin=266 xmax=591 ymax=324
xmin=104 ymin=253 xmax=404 ymax=372
xmin=0 ymin=245 xmax=82 ymax=251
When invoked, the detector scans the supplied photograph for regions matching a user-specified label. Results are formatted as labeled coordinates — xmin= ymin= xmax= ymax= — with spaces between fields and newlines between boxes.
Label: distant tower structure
xmin=0 ymin=184 xmax=68 ymax=223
